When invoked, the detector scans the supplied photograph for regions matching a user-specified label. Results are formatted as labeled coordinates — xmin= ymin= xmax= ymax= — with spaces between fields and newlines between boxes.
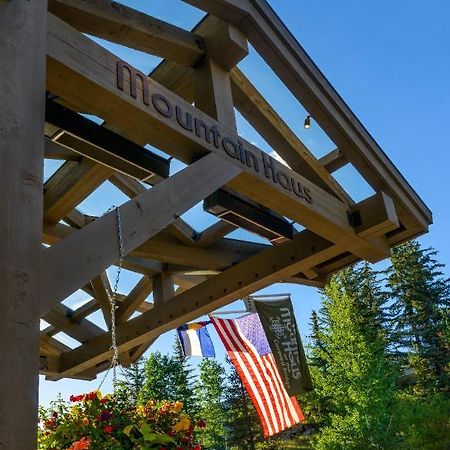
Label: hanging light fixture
xmin=45 ymin=99 xmax=170 ymax=182
xmin=204 ymin=189 xmax=294 ymax=245
xmin=304 ymin=114 xmax=311 ymax=129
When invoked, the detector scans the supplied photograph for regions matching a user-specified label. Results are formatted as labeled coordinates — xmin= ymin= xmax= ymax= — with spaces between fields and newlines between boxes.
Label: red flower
xmin=103 ymin=425 xmax=113 ymax=434
xmin=44 ymin=418 xmax=57 ymax=430
xmin=100 ymin=398 xmax=109 ymax=404
xmin=197 ymin=419 xmax=206 ymax=429
xmin=86 ymin=392 xmax=97 ymax=401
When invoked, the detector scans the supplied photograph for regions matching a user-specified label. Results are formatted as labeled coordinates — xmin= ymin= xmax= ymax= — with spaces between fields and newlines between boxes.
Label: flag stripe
xmin=233 ymin=319 xmax=284 ymax=431
xmin=177 ymin=322 xmax=215 ymax=357
xmin=262 ymin=354 xmax=292 ymax=426
xmin=224 ymin=318 xmax=281 ymax=433
xmin=265 ymin=353 xmax=300 ymax=422
xmin=185 ymin=329 xmax=202 ymax=356
xmin=211 ymin=316 xmax=303 ymax=437
xmin=213 ymin=317 xmax=273 ymax=436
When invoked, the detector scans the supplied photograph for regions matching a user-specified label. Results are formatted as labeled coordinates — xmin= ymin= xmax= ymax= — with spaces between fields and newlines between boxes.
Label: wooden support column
xmin=0 ymin=1 xmax=47 ymax=447
xmin=153 ymin=271 xmax=175 ymax=306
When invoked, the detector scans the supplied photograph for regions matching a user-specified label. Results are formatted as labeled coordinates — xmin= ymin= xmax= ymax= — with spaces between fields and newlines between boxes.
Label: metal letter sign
xmin=254 ymin=296 xmax=313 ymax=395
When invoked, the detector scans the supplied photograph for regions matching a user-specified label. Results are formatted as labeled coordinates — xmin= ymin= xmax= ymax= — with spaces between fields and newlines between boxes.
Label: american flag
xmin=211 ymin=314 xmax=304 ymax=437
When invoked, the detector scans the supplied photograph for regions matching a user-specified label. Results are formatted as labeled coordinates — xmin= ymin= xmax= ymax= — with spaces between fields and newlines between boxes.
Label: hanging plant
xmin=38 ymin=391 xmax=204 ymax=450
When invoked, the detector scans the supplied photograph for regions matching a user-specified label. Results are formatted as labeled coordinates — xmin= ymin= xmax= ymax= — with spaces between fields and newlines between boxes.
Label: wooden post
xmin=0 ymin=1 xmax=47 ymax=448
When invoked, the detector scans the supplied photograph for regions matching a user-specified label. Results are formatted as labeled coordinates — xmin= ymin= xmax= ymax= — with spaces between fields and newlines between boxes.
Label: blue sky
xmin=40 ymin=0 xmax=450 ymax=405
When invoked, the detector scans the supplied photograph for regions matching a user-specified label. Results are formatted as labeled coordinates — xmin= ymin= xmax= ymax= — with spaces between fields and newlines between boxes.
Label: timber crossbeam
xmin=30 ymin=1 xmax=431 ymax=380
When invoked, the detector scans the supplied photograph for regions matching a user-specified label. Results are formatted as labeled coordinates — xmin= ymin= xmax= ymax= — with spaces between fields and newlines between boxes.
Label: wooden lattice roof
xmin=39 ymin=0 xmax=432 ymax=381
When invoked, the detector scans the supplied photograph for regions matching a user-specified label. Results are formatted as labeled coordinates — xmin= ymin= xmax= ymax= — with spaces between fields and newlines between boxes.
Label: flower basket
xmin=39 ymin=391 xmax=203 ymax=450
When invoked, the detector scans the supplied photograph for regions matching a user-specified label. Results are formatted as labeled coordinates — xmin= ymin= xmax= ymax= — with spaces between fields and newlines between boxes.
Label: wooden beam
xmin=42 ymin=216 xmax=266 ymax=273
xmin=46 ymin=14 xmax=391 ymax=262
xmin=195 ymin=15 xmax=248 ymax=71
xmin=45 ymin=136 xmax=80 ymax=161
xmin=121 ymin=256 xmax=162 ymax=276
xmin=43 ymin=304 xmax=104 ymax=343
xmin=319 ymin=148 xmax=348 ymax=173
xmin=230 ymin=68 xmax=352 ymax=204
xmin=0 ymin=1 xmax=46 ymax=446
xmin=153 ymin=271 xmax=175 ymax=306
xmin=195 ymin=56 xmax=237 ymax=130
xmin=44 ymin=157 xmax=112 ymax=224
xmin=89 ymin=272 xmax=113 ymax=328
xmin=167 ymin=219 xmax=199 ymax=246
xmin=133 ymin=232 xmax=265 ymax=271
xmin=40 ymin=335 xmax=71 ymax=356
xmin=110 ymin=172 xmax=146 ymax=197
xmin=57 ymin=229 xmax=339 ymax=376
xmin=110 ymin=173 xmax=200 ymax=247
xmin=116 ymin=276 xmax=153 ymax=324
xmin=54 ymin=189 xmax=399 ymax=378
xmin=196 ymin=220 xmax=237 ymax=247
xmin=40 ymin=152 xmax=241 ymax=315
xmin=183 ymin=1 xmax=431 ymax=233
xmin=48 ymin=0 xmax=206 ymax=66
xmin=42 ymin=298 xmax=99 ymax=338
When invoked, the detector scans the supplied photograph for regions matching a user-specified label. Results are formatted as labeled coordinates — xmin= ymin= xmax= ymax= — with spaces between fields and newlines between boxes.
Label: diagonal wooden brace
xmin=40 ymin=153 xmax=241 ymax=315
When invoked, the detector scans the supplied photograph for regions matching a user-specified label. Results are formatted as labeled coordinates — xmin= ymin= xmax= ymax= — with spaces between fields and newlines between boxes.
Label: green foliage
xmin=172 ymin=338 xmax=199 ymax=417
xmin=38 ymin=392 xmax=202 ymax=449
xmin=196 ymin=358 xmax=227 ymax=449
xmin=308 ymin=266 xmax=400 ymax=450
xmin=139 ymin=338 xmax=198 ymax=416
xmin=392 ymin=391 xmax=450 ymax=450
xmin=41 ymin=240 xmax=450 ymax=449
xmin=304 ymin=242 xmax=450 ymax=449
xmin=115 ymin=358 xmax=145 ymax=408
xmin=224 ymin=357 xmax=261 ymax=450
xmin=386 ymin=241 xmax=450 ymax=392
xmin=140 ymin=351 xmax=176 ymax=403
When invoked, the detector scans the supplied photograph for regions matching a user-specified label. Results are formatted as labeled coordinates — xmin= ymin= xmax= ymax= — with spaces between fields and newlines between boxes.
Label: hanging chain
xmin=98 ymin=206 xmax=124 ymax=392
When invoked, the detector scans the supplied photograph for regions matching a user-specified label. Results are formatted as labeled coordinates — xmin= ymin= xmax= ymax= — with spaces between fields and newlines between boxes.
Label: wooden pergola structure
xmin=0 ymin=0 xmax=432 ymax=447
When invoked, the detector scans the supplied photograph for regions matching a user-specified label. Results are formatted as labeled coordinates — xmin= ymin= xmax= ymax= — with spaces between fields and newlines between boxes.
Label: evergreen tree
xmin=115 ymin=358 xmax=145 ymax=406
xmin=140 ymin=339 xmax=198 ymax=416
xmin=302 ymin=310 xmax=332 ymax=428
xmin=387 ymin=241 xmax=450 ymax=392
xmin=341 ymin=263 xmax=389 ymax=343
xmin=172 ymin=337 xmax=198 ymax=417
xmin=196 ymin=359 xmax=227 ymax=449
xmin=224 ymin=357 xmax=261 ymax=450
xmin=140 ymin=351 xmax=176 ymax=403
xmin=310 ymin=267 xmax=399 ymax=450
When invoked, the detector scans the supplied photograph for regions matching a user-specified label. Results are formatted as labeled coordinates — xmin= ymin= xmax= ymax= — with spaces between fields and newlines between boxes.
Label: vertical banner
xmin=254 ymin=296 xmax=313 ymax=395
